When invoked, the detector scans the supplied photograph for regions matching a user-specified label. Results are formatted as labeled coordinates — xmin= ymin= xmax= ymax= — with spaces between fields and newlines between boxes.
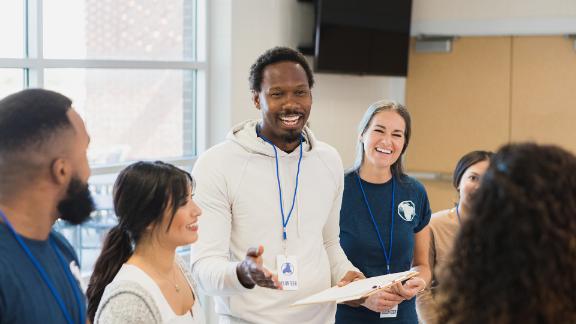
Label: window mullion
xmin=25 ymin=0 xmax=43 ymax=87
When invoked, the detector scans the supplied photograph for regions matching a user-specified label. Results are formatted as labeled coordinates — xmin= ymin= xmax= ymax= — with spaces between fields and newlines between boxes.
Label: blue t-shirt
xmin=336 ymin=171 xmax=431 ymax=324
xmin=0 ymin=223 xmax=85 ymax=324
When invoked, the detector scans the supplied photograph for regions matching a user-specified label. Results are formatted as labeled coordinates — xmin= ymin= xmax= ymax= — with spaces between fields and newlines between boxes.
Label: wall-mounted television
xmin=314 ymin=0 xmax=413 ymax=76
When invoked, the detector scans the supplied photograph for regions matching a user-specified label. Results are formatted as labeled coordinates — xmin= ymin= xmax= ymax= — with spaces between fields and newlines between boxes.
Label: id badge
xmin=380 ymin=305 xmax=398 ymax=318
xmin=276 ymin=255 xmax=298 ymax=290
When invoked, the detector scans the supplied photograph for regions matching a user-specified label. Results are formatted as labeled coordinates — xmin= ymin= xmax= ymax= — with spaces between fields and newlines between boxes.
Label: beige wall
xmin=510 ymin=36 xmax=576 ymax=151
xmin=207 ymin=0 xmax=396 ymax=168
xmin=412 ymin=0 xmax=576 ymax=35
xmin=406 ymin=35 xmax=576 ymax=211
xmin=207 ymin=0 xmax=576 ymax=211
xmin=207 ymin=0 xmax=576 ymax=164
xmin=413 ymin=0 xmax=576 ymax=21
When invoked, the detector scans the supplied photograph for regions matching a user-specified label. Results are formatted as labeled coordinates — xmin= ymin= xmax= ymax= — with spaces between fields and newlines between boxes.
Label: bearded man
xmin=0 ymin=89 xmax=95 ymax=324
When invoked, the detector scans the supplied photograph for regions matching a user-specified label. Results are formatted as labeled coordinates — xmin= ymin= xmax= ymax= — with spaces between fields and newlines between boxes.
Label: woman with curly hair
xmin=437 ymin=143 xmax=576 ymax=324
xmin=417 ymin=150 xmax=493 ymax=323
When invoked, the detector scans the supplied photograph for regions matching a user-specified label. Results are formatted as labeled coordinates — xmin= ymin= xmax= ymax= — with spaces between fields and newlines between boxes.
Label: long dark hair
xmin=86 ymin=161 xmax=193 ymax=322
xmin=437 ymin=143 xmax=576 ymax=323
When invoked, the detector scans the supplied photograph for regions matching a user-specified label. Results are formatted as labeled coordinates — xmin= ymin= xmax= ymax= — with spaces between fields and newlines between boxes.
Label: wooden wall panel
xmin=405 ymin=37 xmax=511 ymax=174
xmin=510 ymin=36 xmax=576 ymax=154
xmin=420 ymin=180 xmax=458 ymax=213
xmin=405 ymin=35 xmax=576 ymax=214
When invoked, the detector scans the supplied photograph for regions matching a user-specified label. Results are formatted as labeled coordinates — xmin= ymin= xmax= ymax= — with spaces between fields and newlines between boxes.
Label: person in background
xmin=0 ymin=89 xmax=94 ymax=324
xmin=437 ymin=143 xmax=576 ymax=324
xmin=416 ymin=150 xmax=493 ymax=323
xmin=337 ymin=100 xmax=432 ymax=324
xmin=87 ymin=161 xmax=204 ymax=323
xmin=191 ymin=46 xmax=363 ymax=324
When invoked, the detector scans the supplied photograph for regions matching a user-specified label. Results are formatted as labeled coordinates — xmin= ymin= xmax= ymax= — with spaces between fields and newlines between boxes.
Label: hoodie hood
xmin=226 ymin=120 xmax=316 ymax=157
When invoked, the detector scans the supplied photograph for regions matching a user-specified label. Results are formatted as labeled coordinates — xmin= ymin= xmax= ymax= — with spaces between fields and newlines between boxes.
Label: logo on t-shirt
xmin=397 ymin=201 xmax=416 ymax=222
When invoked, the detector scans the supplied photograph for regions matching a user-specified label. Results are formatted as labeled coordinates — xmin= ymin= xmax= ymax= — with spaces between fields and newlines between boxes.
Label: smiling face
xmin=360 ymin=109 xmax=406 ymax=174
xmin=457 ymin=160 xmax=490 ymax=211
xmin=156 ymin=189 xmax=202 ymax=247
xmin=253 ymin=61 xmax=312 ymax=152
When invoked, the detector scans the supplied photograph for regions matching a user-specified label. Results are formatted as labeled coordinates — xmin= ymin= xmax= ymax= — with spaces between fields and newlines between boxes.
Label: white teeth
xmin=280 ymin=115 xmax=300 ymax=125
xmin=376 ymin=148 xmax=392 ymax=154
xmin=186 ymin=223 xmax=197 ymax=229
xmin=280 ymin=115 xmax=300 ymax=127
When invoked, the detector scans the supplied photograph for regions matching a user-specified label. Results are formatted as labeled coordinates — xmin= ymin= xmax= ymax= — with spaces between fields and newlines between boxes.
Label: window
xmin=1 ymin=0 xmax=207 ymax=273
xmin=0 ymin=1 xmax=24 ymax=59
xmin=0 ymin=69 xmax=24 ymax=97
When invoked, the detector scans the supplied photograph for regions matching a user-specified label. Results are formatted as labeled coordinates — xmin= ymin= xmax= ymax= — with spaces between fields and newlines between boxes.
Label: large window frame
xmin=0 ymin=0 xmax=208 ymax=273
xmin=0 ymin=0 xmax=208 ymax=157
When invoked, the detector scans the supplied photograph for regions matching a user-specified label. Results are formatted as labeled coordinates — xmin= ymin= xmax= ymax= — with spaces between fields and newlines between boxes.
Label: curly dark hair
xmin=248 ymin=46 xmax=314 ymax=92
xmin=437 ymin=143 xmax=576 ymax=324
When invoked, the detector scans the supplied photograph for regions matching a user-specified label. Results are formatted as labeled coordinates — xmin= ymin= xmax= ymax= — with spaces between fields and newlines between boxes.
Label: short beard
xmin=57 ymin=176 xmax=95 ymax=225
xmin=281 ymin=130 xmax=303 ymax=144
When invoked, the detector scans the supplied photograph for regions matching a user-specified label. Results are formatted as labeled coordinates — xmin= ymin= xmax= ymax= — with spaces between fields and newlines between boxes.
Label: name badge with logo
xmin=276 ymin=255 xmax=298 ymax=290
xmin=380 ymin=304 xmax=398 ymax=318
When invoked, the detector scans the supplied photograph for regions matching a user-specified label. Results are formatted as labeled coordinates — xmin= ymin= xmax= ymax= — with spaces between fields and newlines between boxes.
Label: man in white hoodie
xmin=191 ymin=46 xmax=363 ymax=324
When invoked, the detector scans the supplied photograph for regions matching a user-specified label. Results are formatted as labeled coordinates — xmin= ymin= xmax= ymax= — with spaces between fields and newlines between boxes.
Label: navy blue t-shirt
xmin=0 ymin=223 xmax=85 ymax=324
xmin=337 ymin=171 xmax=431 ymax=324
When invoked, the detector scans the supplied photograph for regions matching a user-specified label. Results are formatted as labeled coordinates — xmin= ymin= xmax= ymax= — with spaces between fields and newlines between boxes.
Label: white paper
xmin=291 ymin=270 xmax=418 ymax=306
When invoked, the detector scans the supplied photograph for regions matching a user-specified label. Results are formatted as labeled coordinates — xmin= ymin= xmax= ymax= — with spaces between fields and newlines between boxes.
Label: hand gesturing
xmin=236 ymin=245 xmax=282 ymax=290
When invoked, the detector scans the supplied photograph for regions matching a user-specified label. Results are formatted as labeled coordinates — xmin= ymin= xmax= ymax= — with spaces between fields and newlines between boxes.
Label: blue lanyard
xmin=0 ymin=209 xmax=84 ymax=324
xmin=257 ymin=128 xmax=303 ymax=240
xmin=355 ymin=172 xmax=395 ymax=274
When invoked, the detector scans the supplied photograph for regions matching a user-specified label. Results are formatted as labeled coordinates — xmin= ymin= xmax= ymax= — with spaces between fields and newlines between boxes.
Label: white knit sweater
xmin=95 ymin=257 xmax=203 ymax=323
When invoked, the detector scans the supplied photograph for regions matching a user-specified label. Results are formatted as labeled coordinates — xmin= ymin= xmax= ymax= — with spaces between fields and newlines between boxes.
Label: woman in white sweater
xmin=87 ymin=161 xmax=204 ymax=323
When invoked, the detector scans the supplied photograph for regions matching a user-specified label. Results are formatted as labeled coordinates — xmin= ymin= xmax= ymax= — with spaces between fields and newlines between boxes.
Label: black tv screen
xmin=314 ymin=0 xmax=413 ymax=76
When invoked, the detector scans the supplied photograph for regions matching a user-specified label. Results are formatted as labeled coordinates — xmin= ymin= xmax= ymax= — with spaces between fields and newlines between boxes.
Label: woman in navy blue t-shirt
xmin=337 ymin=100 xmax=432 ymax=324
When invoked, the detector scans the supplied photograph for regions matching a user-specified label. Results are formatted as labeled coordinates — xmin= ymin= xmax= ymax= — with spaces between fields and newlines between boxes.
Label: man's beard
xmin=57 ymin=176 xmax=95 ymax=225
xmin=281 ymin=130 xmax=303 ymax=144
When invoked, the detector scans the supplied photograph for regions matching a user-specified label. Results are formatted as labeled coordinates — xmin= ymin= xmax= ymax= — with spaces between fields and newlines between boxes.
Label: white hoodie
xmin=191 ymin=120 xmax=358 ymax=324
